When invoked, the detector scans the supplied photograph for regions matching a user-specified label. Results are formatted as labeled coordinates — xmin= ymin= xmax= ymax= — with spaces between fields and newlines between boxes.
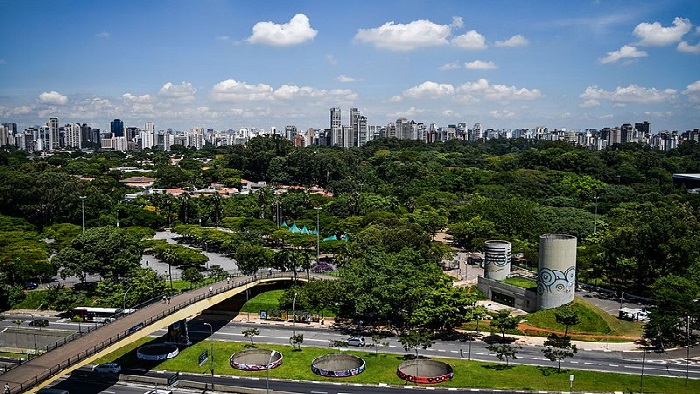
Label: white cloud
xmin=599 ymin=45 xmax=648 ymax=64
xmin=326 ymin=54 xmax=338 ymax=65
xmin=96 ymin=31 xmax=110 ymax=39
xmin=247 ymin=14 xmax=318 ymax=46
xmin=465 ymin=60 xmax=497 ymax=69
xmin=633 ymin=17 xmax=692 ymax=46
xmin=273 ymin=85 xmax=325 ymax=100
xmin=211 ymin=79 xmax=274 ymax=101
xmin=389 ymin=95 xmax=402 ymax=102
xmin=354 ymin=19 xmax=451 ymax=51
xmin=451 ymin=30 xmax=487 ymax=49
xmin=489 ymin=110 xmax=516 ymax=119
xmin=450 ymin=16 xmax=464 ymax=29
xmin=678 ymin=41 xmax=700 ymax=54
xmin=158 ymin=82 xmax=197 ymax=103
xmin=216 ymin=35 xmax=231 ymax=41
xmin=580 ymin=84 xmax=677 ymax=104
xmin=683 ymin=80 xmax=700 ymax=103
xmin=38 ymin=91 xmax=68 ymax=105
xmin=579 ymin=99 xmax=601 ymax=108
xmin=439 ymin=61 xmax=462 ymax=71
xmin=494 ymin=35 xmax=529 ymax=47
xmin=456 ymin=78 xmax=541 ymax=102
xmin=403 ymin=81 xmax=455 ymax=98
xmin=336 ymin=75 xmax=356 ymax=83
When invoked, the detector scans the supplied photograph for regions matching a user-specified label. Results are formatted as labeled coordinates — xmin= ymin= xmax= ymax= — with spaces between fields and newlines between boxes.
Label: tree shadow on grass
xmin=538 ymin=366 xmax=568 ymax=376
xmin=481 ymin=364 xmax=514 ymax=371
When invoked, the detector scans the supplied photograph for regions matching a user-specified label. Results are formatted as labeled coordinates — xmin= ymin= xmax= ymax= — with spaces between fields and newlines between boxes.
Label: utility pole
xmin=203 ymin=322 xmax=214 ymax=390
xmin=80 ymin=195 xmax=86 ymax=232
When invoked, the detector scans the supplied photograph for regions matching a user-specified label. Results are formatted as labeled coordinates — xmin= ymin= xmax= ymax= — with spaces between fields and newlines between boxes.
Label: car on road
xmin=346 ymin=337 xmax=365 ymax=347
xmin=92 ymin=362 xmax=121 ymax=374
xmin=143 ymin=390 xmax=171 ymax=394
xmin=29 ymin=319 xmax=49 ymax=327
xmin=24 ymin=281 xmax=38 ymax=290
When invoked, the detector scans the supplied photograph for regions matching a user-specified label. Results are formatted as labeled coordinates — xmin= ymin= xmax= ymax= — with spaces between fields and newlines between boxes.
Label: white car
xmin=346 ymin=337 xmax=365 ymax=347
xmin=144 ymin=390 xmax=172 ymax=394
xmin=92 ymin=362 xmax=121 ymax=373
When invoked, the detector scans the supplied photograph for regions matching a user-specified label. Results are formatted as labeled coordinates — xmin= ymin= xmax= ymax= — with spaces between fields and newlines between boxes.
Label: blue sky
xmin=1 ymin=0 xmax=699 ymax=133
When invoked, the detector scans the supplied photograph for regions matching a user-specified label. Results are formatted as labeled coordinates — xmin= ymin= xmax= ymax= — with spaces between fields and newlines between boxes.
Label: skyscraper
xmin=330 ymin=107 xmax=342 ymax=146
xmin=48 ymin=117 xmax=59 ymax=149
xmin=111 ymin=119 xmax=124 ymax=137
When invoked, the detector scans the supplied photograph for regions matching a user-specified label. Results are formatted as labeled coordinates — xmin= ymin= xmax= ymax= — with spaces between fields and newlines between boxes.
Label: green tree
xmin=52 ymin=226 xmax=143 ymax=281
xmin=398 ymin=329 xmax=434 ymax=358
xmin=182 ymin=267 xmax=204 ymax=284
xmin=235 ymin=244 xmax=273 ymax=276
xmin=487 ymin=343 xmax=520 ymax=367
xmin=489 ymin=309 xmax=520 ymax=342
xmin=242 ymin=327 xmax=260 ymax=347
xmin=554 ymin=306 xmax=582 ymax=337
xmin=542 ymin=333 xmax=578 ymax=371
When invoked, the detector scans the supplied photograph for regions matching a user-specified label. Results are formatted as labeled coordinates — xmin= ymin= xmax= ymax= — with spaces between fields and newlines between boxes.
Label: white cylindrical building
xmin=483 ymin=240 xmax=511 ymax=281
xmin=537 ymin=234 xmax=577 ymax=310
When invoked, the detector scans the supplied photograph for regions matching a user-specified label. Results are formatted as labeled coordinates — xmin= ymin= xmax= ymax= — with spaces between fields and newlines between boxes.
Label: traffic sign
xmin=198 ymin=349 xmax=209 ymax=367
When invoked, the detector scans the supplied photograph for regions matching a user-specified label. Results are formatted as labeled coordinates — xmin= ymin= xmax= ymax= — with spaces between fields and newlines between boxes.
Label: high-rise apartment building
xmin=48 ymin=117 xmax=59 ymax=149
xmin=330 ymin=107 xmax=342 ymax=146
xmin=64 ymin=123 xmax=81 ymax=149
xmin=142 ymin=122 xmax=155 ymax=149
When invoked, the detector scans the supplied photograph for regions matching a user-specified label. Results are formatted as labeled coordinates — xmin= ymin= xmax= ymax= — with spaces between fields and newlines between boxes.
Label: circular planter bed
xmin=397 ymin=359 xmax=453 ymax=384
xmin=136 ymin=343 xmax=179 ymax=361
xmin=230 ymin=348 xmax=283 ymax=371
xmin=311 ymin=353 xmax=365 ymax=378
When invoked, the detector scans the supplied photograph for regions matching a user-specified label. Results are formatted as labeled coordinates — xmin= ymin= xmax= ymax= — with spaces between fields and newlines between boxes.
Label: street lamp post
xmin=687 ymin=315 xmax=690 ymax=385
xmin=122 ymin=284 xmax=133 ymax=311
xmin=292 ymin=292 xmax=298 ymax=338
xmin=593 ymin=195 xmax=599 ymax=235
xmin=203 ymin=322 xmax=214 ymax=390
xmin=314 ymin=206 xmax=322 ymax=265
xmin=640 ymin=344 xmax=647 ymax=393
xmin=80 ymin=196 xmax=86 ymax=232
xmin=266 ymin=350 xmax=275 ymax=394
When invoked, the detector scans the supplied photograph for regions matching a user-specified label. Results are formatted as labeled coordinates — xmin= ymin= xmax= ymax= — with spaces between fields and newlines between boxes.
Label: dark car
xmin=24 ymin=281 xmax=38 ymax=290
xmin=29 ymin=319 xmax=49 ymax=327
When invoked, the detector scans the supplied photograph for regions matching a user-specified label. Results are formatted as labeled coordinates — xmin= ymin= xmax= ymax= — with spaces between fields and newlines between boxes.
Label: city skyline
xmin=1 ymin=0 xmax=699 ymax=132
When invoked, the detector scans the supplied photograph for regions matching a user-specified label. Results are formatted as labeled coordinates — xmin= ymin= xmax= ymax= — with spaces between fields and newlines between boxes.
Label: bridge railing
xmin=9 ymin=271 xmax=303 ymax=393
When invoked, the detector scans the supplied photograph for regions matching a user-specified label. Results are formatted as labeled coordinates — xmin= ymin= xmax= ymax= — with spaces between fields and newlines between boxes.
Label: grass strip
xmin=95 ymin=337 xmax=700 ymax=393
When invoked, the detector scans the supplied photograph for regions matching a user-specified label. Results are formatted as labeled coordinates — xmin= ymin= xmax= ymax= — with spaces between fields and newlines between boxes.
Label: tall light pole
xmin=203 ymin=322 xmax=214 ymax=390
xmin=292 ymin=292 xmax=298 ymax=338
xmin=80 ymin=196 xmax=86 ymax=232
xmin=266 ymin=350 xmax=275 ymax=394
xmin=593 ymin=195 xmax=599 ymax=235
xmin=122 ymin=284 xmax=133 ymax=311
xmin=314 ymin=206 xmax=322 ymax=265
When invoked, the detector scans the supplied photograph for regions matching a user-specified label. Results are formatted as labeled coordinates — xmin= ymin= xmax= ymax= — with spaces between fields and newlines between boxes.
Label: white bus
xmin=71 ymin=307 xmax=122 ymax=323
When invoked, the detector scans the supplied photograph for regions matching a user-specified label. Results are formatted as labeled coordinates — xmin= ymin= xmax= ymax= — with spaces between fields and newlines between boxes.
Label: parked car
xmin=346 ymin=337 xmax=365 ymax=347
xmin=24 ymin=281 xmax=38 ymax=290
xmin=29 ymin=319 xmax=49 ymax=327
xmin=92 ymin=363 xmax=121 ymax=374
xmin=144 ymin=390 xmax=171 ymax=394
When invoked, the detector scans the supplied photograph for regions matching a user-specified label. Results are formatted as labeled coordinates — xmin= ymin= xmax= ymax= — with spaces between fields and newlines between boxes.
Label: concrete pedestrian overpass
xmin=2 ymin=272 xmax=321 ymax=393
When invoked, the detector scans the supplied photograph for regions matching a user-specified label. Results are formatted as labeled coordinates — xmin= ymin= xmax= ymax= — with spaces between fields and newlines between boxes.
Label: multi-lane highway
xmin=26 ymin=315 xmax=700 ymax=393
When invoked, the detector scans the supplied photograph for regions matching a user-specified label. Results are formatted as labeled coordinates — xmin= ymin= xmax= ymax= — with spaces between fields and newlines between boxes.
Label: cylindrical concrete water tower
xmin=483 ymin=240 xmax=511 ymax=281
xmin=537 ymin=234 xmax=577 ymax=310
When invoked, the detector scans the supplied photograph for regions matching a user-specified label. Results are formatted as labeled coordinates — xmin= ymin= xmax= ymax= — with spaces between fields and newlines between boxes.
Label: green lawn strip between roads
xmin=239 ymin=289 xmax=284 ymax=314
xmin=94 ymin=337 xmax=699 ymax=393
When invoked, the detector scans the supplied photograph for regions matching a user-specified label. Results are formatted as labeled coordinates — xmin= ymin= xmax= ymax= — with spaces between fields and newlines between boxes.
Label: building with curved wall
xmin=537 ymin=234 xmax=577 ymax=310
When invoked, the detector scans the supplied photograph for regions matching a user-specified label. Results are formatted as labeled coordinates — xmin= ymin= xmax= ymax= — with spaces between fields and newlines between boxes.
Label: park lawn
xmin=522 ymin=298 xmax=643 ymax=339
xmin=94 ymin=337 xmax=700 ymax=393
xmin=239 ymin=289 xmax=336 ymax=318
xmin=239 ymin=289 xmax=284 ymax=314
